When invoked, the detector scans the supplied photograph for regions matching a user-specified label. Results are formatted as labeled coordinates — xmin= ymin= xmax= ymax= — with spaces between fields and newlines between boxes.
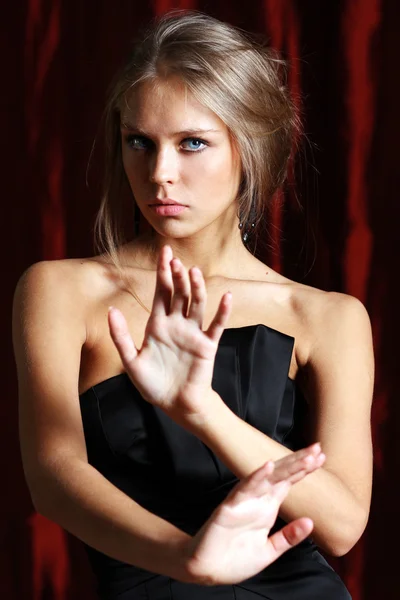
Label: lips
xmin=149 ymin=198 xmax=186 ymax=206
xmin=149 ymin=204 xmax=187 ymax=216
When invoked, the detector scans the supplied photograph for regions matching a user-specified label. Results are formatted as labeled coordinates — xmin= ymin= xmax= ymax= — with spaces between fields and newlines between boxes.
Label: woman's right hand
xmin=183 ymin=443 xmax=324 ymax=586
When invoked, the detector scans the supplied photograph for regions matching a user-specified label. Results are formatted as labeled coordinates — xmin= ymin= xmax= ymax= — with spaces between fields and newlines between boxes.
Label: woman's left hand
xmin=184 ymin=444 xmax=324 ymax=585
xmin=107 ymin=244 xmax=232 ymax=426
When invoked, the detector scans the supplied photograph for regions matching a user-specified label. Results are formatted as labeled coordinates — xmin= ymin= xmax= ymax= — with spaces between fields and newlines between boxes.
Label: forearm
xmin=29 ymin=457 xmax=194 ymax=582
xmin=190 ymin=391 xmax=367 ymax=556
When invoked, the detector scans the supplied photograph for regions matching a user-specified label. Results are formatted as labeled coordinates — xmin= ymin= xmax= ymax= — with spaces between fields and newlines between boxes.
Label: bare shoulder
xmin=12 ymin=257 xmax=117 ymax=381
xmin=288 ymin=283 xmax=374 ymax=400
xmin=13 ymin=256 xmax=129 ymax=475
xmin=310 ymin=288 xmax=374 ymax=372
xmin=275 ymin=278 xmax=372 ymax=376
xmin=13 ymin=258 xmax=113 ymax=490
xmin=297 ymin=287 xmax=373 ymax=352
xmin=288 ymin=282 xmax=372 ymax=336
xmin=13 ymin=258 xmax=95 ymax=378
xmin=14 ymin=256 xmax=118 ymax=313
xmin=16 ymin=257 xmax=91 ymax=295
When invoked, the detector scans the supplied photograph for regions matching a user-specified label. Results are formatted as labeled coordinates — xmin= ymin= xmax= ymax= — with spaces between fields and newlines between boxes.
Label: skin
xmin=119 ymin=77 xmax=254 ymax=278
xmin=112 ymin=77 xmax=374 ymax=555
xmin=13 ymin=76 xmax=374 ymax=584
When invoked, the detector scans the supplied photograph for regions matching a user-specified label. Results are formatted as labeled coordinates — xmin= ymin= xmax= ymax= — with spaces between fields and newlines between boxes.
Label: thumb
xmin=266 ymin=517 xmax=314 ymax=560
xmin=108 ymin=306 xmax=138 ymax=366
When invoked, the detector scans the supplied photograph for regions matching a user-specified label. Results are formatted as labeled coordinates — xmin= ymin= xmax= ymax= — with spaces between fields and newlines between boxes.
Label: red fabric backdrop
xmin=3 ymin=1 xmax=399 ymax=598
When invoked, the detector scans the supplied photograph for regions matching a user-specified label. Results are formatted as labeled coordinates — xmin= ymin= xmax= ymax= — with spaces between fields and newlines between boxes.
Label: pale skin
xmin=13 ymin=76 xmax=374 ymax=584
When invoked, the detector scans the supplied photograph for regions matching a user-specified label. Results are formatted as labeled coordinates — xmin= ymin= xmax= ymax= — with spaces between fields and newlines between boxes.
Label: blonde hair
xmin=94 ymin=9 xmax=301 ymax=273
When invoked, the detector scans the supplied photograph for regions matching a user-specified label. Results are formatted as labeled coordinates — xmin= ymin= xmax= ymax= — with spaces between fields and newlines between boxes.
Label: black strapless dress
xmin=79 ymin=324 xmax=351 ymax=599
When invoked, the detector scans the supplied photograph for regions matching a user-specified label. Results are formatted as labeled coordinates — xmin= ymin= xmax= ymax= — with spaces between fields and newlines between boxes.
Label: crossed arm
xmin=14 ymin=249 xmax=374 ymax=586
xmin=186 ymin=376 xmax=372 ymax=557
xmin=109 ymin=246 xmax=374 ymax=557
xmin=183 ymin=293 xmax=374 ymax=557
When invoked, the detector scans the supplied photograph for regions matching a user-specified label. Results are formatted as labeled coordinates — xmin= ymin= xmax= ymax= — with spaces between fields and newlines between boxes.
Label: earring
xmin=239 ymin=221 xmax=256 ymax=243
xmin=238 ymin=201 xmax=256 ymax=243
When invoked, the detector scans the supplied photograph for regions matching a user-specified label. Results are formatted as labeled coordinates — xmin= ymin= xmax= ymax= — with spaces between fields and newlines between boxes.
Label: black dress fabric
xmin=79 ymin=324 xmax=351 ymax=599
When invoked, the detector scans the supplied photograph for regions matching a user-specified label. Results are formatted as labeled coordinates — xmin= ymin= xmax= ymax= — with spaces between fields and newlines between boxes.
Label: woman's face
xmin=120 ymin=77 xmax=241 ymax=241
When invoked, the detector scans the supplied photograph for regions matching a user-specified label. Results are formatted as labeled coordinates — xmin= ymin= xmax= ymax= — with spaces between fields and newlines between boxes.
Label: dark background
xmin=3 ymin=0 xmax=399 ymax=598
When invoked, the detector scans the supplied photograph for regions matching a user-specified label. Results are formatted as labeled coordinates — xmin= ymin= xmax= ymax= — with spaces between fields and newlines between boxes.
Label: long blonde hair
xmin=94 ymin=9 xmax=301 ymax=274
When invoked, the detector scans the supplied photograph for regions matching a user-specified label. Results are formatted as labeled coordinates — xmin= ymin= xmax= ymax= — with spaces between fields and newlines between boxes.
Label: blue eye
xmin=124 ymin=134 xmax=208 ymax=153
xmin=126 ymin=135 xmax=150 ymax=150
xmin=181 ymin=138 xmax=207 ymax=152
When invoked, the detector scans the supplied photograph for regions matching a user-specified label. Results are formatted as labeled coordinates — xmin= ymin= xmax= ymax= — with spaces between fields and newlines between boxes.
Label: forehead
xmin=120 ymin=77 xmax=226 ymax=134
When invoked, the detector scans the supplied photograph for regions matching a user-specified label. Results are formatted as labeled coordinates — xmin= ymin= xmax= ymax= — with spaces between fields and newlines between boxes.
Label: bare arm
xmin=186 ymin=293 xmax=374 ymax=556
xmin=14 ymin=260 xmax=329 ymax=586
xmin=13 ymin=261 xmax=192 ymax=581
xmin=106 ymin=247 xmax=374 ymax=558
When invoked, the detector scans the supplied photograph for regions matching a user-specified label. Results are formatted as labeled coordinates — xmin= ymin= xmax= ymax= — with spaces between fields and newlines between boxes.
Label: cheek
xmin=122 ymin=148 xmax=132 ymax=176
xmin=198 ymin=149 xmax=240 ymax=194
xmin=193 ymin=148 xmax=236 ymax=180
xmin=122 ymin=151 xmax=146 ymax=187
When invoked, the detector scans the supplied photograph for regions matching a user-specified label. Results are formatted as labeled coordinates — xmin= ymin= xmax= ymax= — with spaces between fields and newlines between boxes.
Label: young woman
xmin=13 ymin=10 xmax=374 ymax=600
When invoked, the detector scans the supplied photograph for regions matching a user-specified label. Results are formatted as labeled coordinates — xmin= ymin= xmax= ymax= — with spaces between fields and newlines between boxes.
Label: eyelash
xmin=125 ymin=135 xmax=209 ymax=154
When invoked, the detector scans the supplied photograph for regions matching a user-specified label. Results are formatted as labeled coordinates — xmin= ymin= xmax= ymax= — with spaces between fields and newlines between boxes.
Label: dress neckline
xmin=79 ymin=322 xmax=295 ymax=398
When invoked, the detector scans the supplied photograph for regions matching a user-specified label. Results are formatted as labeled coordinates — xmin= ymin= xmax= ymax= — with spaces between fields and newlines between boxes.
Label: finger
xmin=287 ymin=442 xmax=322 ymax=461
xmin=282 ymin=453 xmax=325 ymax=485
xmin=271 ymin=479 xmax=291 ymax=504
xmin=266 ymin=518 xmax=314 ymax=560
xmin=108 ymin=306 xmax=138 ymax=366
xmin=239 ymin=467 xmax=295 ymax=503
xmin=204 ymin=291 xmax=232 ymax=343
xmin=226 ymin=461 xmax=275 ymax=504
xmin=186 ymin=266 xmax=207 ymax=328
xmin=151 ymin=245 xmax=174 ymax=317
xmin=170 ymin=258 xmax=191 ymax=316
xmin=272 ymin=452 xmax=325 ymax=484
xmin=270 ymin=444 xmax=323 ymax=484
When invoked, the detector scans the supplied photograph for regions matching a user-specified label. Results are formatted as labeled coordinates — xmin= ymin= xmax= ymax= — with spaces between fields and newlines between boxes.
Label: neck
xmin=126 ymin=226 xmax=255 ymax=280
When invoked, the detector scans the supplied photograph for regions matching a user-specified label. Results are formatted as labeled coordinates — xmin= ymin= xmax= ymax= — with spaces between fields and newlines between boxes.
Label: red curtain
xmin=4 ymin=1 xmax=399 ymax=598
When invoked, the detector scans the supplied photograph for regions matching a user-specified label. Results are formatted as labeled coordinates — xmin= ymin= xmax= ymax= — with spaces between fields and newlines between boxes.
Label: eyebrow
xmin=120 ymin=123 xmax=221 ymax=136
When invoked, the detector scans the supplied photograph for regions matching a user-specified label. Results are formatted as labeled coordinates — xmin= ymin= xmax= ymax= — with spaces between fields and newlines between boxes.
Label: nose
xmin=149 ymin=146 xmax=179 ymax=185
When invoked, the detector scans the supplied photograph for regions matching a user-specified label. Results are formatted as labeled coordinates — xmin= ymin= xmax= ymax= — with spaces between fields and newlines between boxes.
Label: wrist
xmin=162 ymin=532 xmax=199 ymax=583
xmin=184 ymin=390 xmax=233 ymax=440
xmin=177 ymin=535 xmax=216 ymax=586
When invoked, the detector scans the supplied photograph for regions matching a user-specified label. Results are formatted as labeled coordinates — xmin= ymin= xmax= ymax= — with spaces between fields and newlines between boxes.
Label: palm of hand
xmin=129 ymin=315 xmax=218 ymax=411
xmin=186 ymin=452 xmax=319 ymax=586
xmin=194 ymin=491 xmax=284 ymax=583
xmin=108 ymin=245 xmax=232 ymax=420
